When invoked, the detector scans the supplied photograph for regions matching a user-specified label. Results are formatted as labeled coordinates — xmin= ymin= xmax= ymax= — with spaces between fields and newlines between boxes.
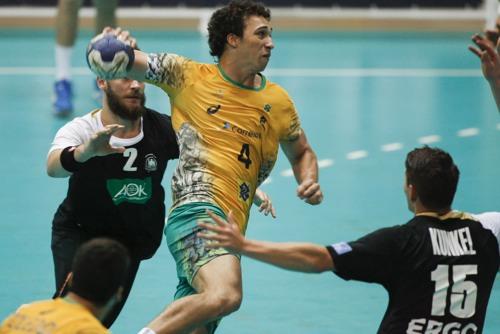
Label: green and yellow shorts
xmin=165 ymin=202 xmax=239 ymax=298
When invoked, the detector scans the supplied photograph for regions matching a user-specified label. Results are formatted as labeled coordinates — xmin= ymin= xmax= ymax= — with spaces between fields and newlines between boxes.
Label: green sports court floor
xmin=0 ymin=29 xmax=498 ymax=333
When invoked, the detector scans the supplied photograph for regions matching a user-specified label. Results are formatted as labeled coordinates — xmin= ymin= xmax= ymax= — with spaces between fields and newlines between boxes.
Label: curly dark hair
xmin=405 ymin=146 xmax=460 ymax=210
xmin=207 ymin=0 xmax=271 ymax=59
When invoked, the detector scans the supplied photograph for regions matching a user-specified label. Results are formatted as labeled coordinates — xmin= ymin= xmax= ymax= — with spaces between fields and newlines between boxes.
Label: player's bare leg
xmin=147 ymin=255 xmax=242 ymax=334
xmin=54 ymin=0 xmax=83 ymax=116
xmin=56 ymin=0 xmax=82 ymax=47
xmin=92 ymin=0 xmax=118 ymax=36
xmin=91 ymin=0 xmax=118 ymax=101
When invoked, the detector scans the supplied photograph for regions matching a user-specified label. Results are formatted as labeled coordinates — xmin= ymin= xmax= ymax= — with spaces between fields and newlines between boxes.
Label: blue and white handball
xmin=86 ymin=33 xmax=135 ymax=80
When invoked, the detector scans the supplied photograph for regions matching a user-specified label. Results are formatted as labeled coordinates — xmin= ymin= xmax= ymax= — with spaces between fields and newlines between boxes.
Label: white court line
xmin=418 ymin=135 xmax=441 ymax=144
xmin=261 ymin=177 xmax=272 ymax=185
xmin=0 ymin=67 xmax=91 ymax=75
xmin=280 ymin=169 xmax=294 ymax=177
xmin=0 ymin=7 xmax=489 ymax=20
xmin=0 ymin=67 xmax=482 ymax=77
xmin=457 ymin=128 xmax=480 ymax=137
xmin=347 ymin=150 xmax=368 ymax=160
xmin=381 ymin=142 xmax=403 ymax=152
xmin=279 ymin=127 xmax=485 ymax=178
xmin=266 ymin=68 xmax=481 ymax=77
xmin=318 ymin=159 xmax=334 ymax=168
xmin=497 ymin=123 xmax=500 ymax=130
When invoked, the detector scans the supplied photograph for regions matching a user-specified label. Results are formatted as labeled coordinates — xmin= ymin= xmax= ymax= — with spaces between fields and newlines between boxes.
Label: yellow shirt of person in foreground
xmin=0 ymin=298 xmax=108 ymax=334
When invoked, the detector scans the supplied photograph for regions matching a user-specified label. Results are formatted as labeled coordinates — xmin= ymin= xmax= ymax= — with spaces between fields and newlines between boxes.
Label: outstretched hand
xmin=469 ymin=30 xmax=500 ymax=83
xmin=75 ymin=124 xmax=126 ymax=163
xmin=253 ymin=188 xmax=277 ymax=218
xmin=197 ymin=210 xmax=245 ymax=253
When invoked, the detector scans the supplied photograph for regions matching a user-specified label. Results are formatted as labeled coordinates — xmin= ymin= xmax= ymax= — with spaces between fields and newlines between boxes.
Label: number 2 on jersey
xmin=238 ymin=143 xmax=252 ymax=169
xmin=430 ymin=264 xmax=478 ymax=318
xmin=123 ymin=148 xmax=138 ymax=171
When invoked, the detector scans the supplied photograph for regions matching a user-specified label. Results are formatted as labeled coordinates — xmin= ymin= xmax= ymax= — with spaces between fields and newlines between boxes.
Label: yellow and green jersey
xmin=0 ymin=298 xmax=108 ymax=334
xmin=145 ymin=54 xmax=301 ymax=233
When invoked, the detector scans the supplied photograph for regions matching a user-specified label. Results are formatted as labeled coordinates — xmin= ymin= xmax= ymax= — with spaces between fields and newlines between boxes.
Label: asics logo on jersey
xmin=106 ymin=177 xmax=152 ymax=205
xmin=263 ymin=104 xmax=272 ymax=112
xmin=207 ymin=104 xmax=221 ymax=114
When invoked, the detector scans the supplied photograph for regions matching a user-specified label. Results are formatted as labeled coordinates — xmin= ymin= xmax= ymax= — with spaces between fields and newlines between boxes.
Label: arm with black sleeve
xmin=326 ymin=226 xmax=405 ymax=284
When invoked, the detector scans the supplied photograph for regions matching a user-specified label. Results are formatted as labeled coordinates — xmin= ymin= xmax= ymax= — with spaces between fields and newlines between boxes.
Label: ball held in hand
xmin=86 ymin=34 xmax=135 ymax=80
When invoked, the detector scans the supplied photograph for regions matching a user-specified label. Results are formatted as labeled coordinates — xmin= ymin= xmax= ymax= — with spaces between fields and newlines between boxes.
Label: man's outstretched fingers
xmin=206 ymin=210 xmax=225 ymax=226
xmin=469 ymin=45 xmax=482 ymax=58
xmin=197 ymin=220 xmax=219 ymax=233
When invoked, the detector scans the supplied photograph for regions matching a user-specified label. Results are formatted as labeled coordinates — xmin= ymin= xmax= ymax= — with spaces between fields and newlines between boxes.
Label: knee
xmin=208 ymin=291 xmax=242 ymax=317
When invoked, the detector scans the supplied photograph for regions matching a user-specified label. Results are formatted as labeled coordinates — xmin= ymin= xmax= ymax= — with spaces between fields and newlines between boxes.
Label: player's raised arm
xmin=86 ymin=27 xmax=148 ymax=82
xmin=47 ymin=124 xmax=125 ymax=178
xmin=469 ymin=30 xmax=500 ymax=112
xmin=198 ymin=211 xmax=334 ymax=273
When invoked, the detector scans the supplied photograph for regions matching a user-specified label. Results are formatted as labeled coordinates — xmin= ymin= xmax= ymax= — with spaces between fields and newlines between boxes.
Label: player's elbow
xmin=46 ymin=164 xmax=68 ymax=178
xmin=46 ymin=158 xmax=56 ymax=177
xmin=46 ymin=151 xmax=67 ymax=178
xmin=46 ymin=166 xmax=59 ymax=178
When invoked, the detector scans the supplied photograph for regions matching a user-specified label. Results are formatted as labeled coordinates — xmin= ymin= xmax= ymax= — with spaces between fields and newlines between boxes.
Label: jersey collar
xmin=416 ymin=210 xmax=471 ymax=221
xmin=217 ymin=63 xmax=266 ymax=91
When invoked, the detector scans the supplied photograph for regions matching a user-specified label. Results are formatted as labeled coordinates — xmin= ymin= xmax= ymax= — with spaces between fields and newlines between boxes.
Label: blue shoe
xmin=53 ymin=79 xmax=73 ymax=117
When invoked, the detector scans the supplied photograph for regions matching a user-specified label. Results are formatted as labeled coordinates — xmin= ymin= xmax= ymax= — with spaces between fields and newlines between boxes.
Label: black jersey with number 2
xmin=327 ymin=212 xmax=499 ymax=334
xmin=51 ymin=108 xmax=179 ymax=259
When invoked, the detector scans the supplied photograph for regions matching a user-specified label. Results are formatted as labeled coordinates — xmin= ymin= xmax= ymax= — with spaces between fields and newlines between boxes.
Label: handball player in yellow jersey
xmin=0 ymin=238 xmax=130 ymax=334
xmin=86 ymin=1 xmax=323 ymax=333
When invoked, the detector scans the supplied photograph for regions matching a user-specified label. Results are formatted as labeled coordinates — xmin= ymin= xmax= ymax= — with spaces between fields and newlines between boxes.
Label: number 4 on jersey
xmin=238 ymin=144 xmax=252 ymax=169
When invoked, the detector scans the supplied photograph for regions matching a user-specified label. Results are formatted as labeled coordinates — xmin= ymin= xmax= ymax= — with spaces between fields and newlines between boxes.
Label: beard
xmin=105 ymin=86 xmax=146 ymax=121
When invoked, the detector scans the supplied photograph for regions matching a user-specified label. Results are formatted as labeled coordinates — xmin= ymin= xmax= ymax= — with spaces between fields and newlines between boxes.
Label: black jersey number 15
xmin=430 ymin=264 xmax=477 ymax=319
xmin=238 ymin=143 xmax=252 ymax=169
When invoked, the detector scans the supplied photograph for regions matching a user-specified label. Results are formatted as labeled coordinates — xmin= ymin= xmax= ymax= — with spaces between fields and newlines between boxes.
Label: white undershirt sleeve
xmin=472 ymin=212 xmax=500 ymax=253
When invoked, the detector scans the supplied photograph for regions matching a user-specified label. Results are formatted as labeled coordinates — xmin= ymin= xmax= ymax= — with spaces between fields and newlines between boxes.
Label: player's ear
xmin=407 ymin=183 xmax=418 ymax=202
xmin=226 ymin=33 xmax=240 ymax=48
xmin=96 ymin=77 xmax=106 ymax=90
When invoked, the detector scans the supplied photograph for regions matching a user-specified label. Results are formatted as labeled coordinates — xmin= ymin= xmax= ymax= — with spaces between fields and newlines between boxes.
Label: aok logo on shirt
xmin=106 ymin=177 xmax=152 ymax=205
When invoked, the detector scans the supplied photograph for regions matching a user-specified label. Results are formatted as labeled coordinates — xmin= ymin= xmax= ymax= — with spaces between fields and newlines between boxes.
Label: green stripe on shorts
xmin=165 ymin=202 xmax=227 ymax=245
xmin=165 ymin=202 xmax=238 ymax=286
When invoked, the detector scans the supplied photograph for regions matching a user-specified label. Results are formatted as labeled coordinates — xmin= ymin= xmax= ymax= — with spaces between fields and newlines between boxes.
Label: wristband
xmin=60 ymin=146 xmax=82 ymax=172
